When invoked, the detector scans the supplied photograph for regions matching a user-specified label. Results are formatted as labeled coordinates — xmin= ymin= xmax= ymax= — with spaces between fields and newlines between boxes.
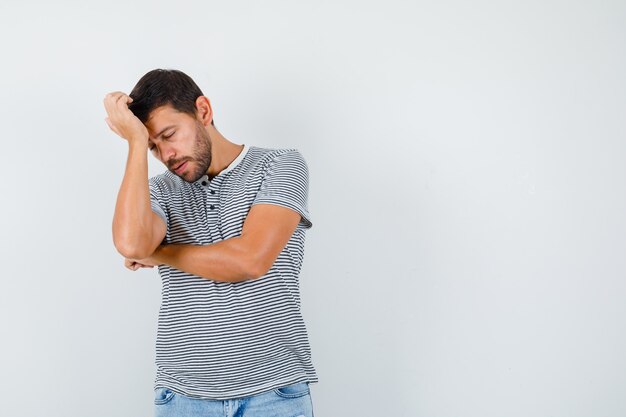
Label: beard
xmin=170 ymin=121 xmax=212 ymax=182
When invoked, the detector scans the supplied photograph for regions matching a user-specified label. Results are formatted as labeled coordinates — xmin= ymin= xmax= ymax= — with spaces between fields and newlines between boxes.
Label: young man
xmin=104 ymin=69 xmax=318 ymax=417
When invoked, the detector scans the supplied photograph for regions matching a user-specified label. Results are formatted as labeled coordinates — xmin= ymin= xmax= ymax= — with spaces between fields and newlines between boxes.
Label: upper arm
xmin=240 ymin=150 xmax=312 ymax=278
xmin=240 ymin=204 xmax=302 ymax=278
xmin=251 ymin=150 xmax=313 ymax=230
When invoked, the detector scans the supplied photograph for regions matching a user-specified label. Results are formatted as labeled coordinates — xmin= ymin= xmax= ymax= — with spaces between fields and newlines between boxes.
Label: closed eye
xmin=149 ymin=131 xmax=174 ymax=151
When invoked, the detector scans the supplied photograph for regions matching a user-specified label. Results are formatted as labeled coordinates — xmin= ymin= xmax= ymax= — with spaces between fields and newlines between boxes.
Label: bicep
xmin=241 ymin=204 xmax=302 ymax=276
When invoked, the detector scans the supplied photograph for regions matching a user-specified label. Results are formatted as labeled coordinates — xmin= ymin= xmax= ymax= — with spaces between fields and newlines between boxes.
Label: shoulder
xmin=247 ymin=146 xmax=308 ymax=170
xmin=149 ymin=171 xmax=185 ymax=194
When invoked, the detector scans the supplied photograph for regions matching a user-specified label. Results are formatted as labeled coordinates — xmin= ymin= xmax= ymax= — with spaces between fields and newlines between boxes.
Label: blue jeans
xmin=154 ymin=381 xmax=315 ymax=417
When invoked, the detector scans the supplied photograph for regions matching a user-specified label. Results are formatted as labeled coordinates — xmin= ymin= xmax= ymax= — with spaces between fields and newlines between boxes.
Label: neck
xmin=205 ymin=126 xmax=244 ymax=179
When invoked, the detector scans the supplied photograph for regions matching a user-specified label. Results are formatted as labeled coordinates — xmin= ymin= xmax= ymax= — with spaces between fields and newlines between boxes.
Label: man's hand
xmin=103 ymin=91 xmax=149 ymax=145
xmin=125 ymin=252 xmax=162 ymax=271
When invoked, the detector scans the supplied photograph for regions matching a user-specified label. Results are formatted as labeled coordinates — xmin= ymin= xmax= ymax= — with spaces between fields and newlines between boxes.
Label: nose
xmin=159 ymin=143 xmax=177 ymax=165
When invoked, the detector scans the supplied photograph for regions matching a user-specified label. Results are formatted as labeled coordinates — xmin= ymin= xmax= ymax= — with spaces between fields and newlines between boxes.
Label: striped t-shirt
xmin=148 ymin=144 xmax=318 ymax=400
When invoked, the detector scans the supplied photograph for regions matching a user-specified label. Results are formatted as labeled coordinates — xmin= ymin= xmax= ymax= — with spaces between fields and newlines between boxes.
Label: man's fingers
xmin=103 ymin=91 xmax=130 ymax=116
xmin=103 ymin=91 xmax=125 ymax=108
xmin=104 ymin=91 xmax=125 ymax=100
xmin=115 ymin=94 xmax=133 ymax=112
xmin=103 ymin=93 xmax=123 ymax=118
xmin=124 ymin=259 xmax=141 ymax=271
xmin=124 ymin=259 xmax=135 ymax=270
xmin=115 ymin=93 xmax=129 ymax=104
xmin=124 ymin=258 xmax=153 ymax=271
xmin=103 ymin=91 xmax=146 ymax=142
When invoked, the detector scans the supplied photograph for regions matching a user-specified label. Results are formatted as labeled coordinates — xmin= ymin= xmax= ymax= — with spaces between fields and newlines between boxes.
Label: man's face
xmin=145 ymin=104 xmax=212 ymax=183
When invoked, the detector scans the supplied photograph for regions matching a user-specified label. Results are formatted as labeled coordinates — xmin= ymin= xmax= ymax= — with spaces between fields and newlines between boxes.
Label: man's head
xmin=128 ymin=69 xmax=214 ymax=182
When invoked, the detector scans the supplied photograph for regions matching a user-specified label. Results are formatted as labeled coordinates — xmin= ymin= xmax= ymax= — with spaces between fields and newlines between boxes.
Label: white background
xmin=0 ymin=1 xmax=625 ymax=416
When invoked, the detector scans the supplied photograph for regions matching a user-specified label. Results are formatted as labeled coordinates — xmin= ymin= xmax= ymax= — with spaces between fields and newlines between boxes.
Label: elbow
xmin=245 ymin=256 xmax=273 ymax=280
xmin=112 ymin=219 xmax=154 ymax=260
xmin=114 ymin=239 xmax=152 ymax=260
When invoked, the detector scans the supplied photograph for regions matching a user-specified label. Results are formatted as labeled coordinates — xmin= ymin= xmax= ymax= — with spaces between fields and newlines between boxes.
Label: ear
xmin=195 ymin=96 xmax=214 ymax=127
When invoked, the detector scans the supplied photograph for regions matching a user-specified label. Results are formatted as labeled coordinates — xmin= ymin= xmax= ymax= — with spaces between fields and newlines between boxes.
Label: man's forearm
xmin=112 ymin=140 xmax=154 ymax=257
xmin=150 ymin=237 xmax=260 ymax=283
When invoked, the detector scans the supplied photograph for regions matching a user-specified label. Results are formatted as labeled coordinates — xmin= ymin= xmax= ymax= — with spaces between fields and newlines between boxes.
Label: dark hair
xmin=128 ymin=69 xmax=214 ymax=126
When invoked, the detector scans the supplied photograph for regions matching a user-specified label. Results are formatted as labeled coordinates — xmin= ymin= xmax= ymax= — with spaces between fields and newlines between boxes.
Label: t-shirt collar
xmin=193 ymin=143 xmax=250 ymax=185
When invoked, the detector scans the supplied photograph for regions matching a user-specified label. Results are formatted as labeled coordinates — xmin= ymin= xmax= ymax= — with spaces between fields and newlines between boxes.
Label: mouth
xmin=173 ymin=161 xmax=188 ymax=174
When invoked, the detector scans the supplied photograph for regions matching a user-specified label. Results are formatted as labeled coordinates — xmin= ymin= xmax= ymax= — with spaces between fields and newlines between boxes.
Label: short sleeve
xmin=149 ymin=178 xmax=169 ymax=227
xmin=252 ymin=150 xmax=312 ymax=230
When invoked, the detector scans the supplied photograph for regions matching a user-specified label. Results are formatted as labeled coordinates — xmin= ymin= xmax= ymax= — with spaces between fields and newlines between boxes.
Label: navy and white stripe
xmin=148 ymin=144 xmax=318 ymax=400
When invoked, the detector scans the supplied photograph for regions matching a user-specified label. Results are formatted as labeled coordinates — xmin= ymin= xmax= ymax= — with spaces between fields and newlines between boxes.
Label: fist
xmin=103 ymin=91 xmax=149 ymax=144
xmin=124 ymin=258 xmax=155 ymax=271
